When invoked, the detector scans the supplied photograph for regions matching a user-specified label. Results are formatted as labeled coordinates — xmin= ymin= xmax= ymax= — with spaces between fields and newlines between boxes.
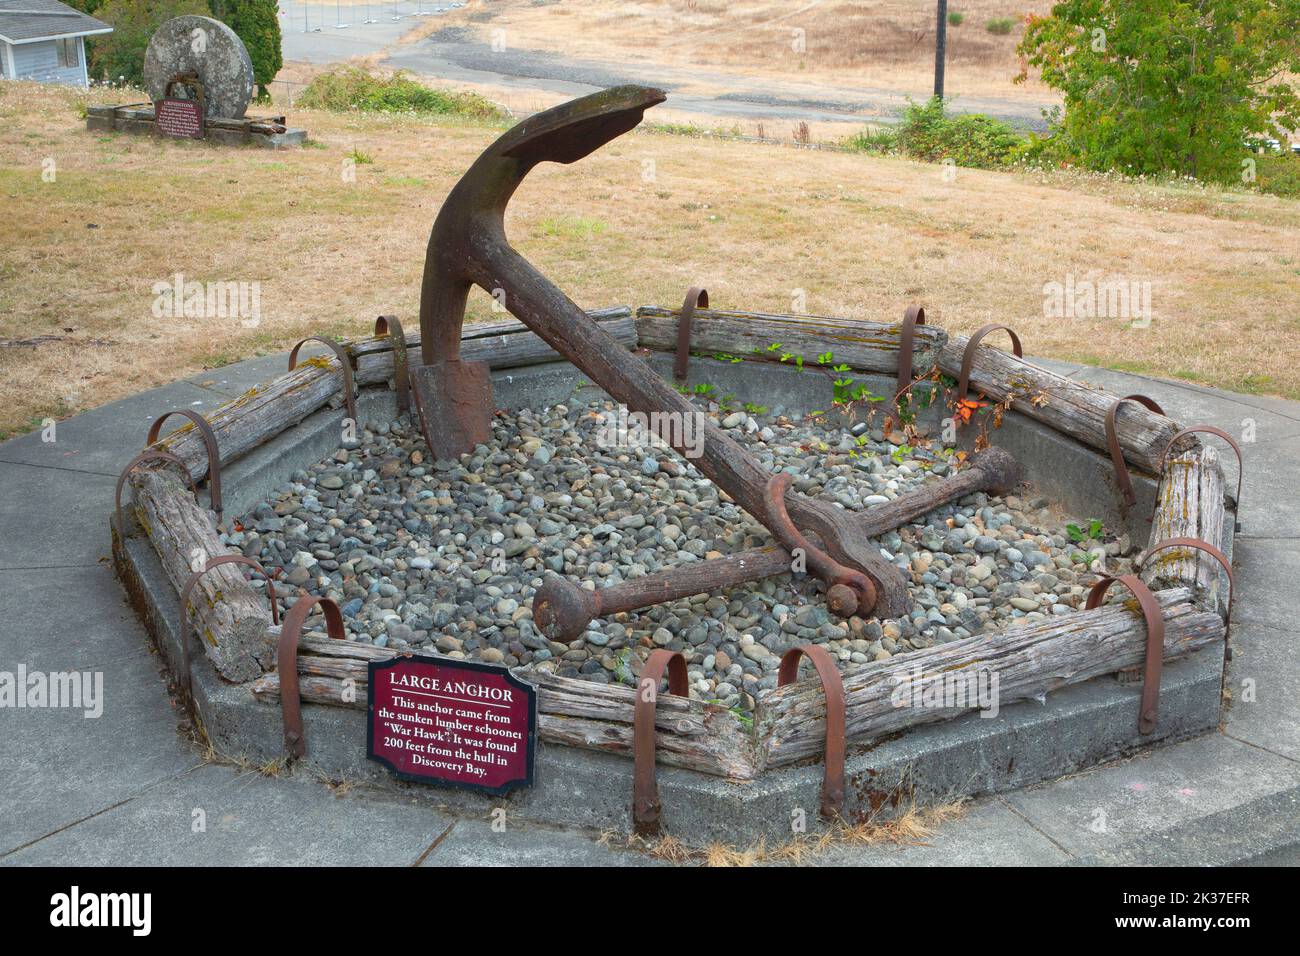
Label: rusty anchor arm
xmin=535 ymin=447 xmax=1022 ymax=641
xmin=416 ymin=85 xmax=910 ymax=617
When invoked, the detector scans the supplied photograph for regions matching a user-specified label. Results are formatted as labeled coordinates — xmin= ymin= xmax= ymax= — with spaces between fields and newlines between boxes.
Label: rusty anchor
xmin=534 ymin=447 xmax=1022 ymax=642
xmin=414 ymin=86 xmax=910 ymax=620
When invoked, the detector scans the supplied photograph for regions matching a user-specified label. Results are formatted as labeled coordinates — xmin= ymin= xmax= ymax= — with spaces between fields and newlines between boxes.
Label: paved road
xmin=276 ymin=1 xmax=1053 ymax=130
xmin=2 ymin=348 xmax=1297 ymax=865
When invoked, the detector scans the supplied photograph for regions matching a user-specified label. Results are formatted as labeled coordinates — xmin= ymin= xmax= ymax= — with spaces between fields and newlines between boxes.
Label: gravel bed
xmin=225 ymin=396 xmax=1136 ymax=714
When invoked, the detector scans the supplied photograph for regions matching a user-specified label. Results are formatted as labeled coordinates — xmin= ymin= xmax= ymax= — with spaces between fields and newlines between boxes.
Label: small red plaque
xmin=368 ymin=655 xmax=536 ymax=794
xmin=154 ymin=98 xmax=204 ymax=139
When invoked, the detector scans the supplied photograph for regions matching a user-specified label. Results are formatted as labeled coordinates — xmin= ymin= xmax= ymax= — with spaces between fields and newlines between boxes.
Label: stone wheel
xmin=143 ymin=16 xmax=255 ymax=120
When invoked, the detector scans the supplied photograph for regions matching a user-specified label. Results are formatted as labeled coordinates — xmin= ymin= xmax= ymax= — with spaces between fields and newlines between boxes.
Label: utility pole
xmin=934 ymin=0 xmax=948 ymax=99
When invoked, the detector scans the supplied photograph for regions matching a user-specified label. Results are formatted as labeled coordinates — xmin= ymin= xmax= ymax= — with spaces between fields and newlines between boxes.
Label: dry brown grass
xmin=400 ymin=0 xmax=1057 ymax=105
xmin=1 ymin=79 xmax=1298 ymax=439
xmin=622 ymin=797 xmax=970 ymax=866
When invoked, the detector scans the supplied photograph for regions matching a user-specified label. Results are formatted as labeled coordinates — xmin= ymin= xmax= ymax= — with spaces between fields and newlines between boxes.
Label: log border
xmin=115 ymin=305 xmax=1235 ymax=783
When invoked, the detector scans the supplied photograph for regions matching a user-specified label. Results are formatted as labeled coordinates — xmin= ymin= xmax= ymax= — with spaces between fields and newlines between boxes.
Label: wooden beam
xmin=352 ymin=307 xmax=635 ymax=385
xmin=936 ymin=336 xmax=1186 ymax=475
xmin=131 ymin=470 xmax=275 ymax=682
xmin=635 ymin=306 xmax=948 ymax=376
xmin=755 ymin=587 xmax=1223 ymax=769
xmin=249 ymin=639 xmax=759 ymax=780
xmin=1143 ymin=445 xmax=1228 ymax=614
xmin=151 ymin=307 xmax=633 ymax=482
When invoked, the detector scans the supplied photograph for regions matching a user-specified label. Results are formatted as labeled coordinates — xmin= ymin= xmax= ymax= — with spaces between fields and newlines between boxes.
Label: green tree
xmin=88 ymin=0 xmax=208 ymax=86
xmin=216 ymin=0 xmax=282 ymax=101
xmin=1016 ymin=0 xmax=1300 ymax=182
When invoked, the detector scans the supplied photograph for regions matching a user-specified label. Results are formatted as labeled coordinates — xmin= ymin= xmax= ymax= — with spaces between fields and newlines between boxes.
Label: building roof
xmin=0 ymin=0 xmax=112 ymax=45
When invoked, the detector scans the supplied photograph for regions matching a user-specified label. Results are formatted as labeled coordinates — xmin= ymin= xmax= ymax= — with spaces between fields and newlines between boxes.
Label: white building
xmin=0 ymin=0 xmax=112 ymax=87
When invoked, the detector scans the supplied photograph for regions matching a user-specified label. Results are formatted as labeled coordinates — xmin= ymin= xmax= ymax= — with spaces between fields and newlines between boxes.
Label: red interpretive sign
xmin=367 ymin=655 xmax=536 ymax=794
xmin=154 ymin=98 xmax=204 ymax=139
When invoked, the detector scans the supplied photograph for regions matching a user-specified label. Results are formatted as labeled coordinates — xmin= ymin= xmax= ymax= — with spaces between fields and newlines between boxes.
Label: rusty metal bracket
xmin=777 ymin=644 xmax=846 ymax=820
xmin=375 ymin=315 xmax=410 ymax=415
xmin=1105 ymin=394 xmax=1166 ymax=509
xmin=277 ymin=595 xmax=346 ymax=758
xmin=146 ymin=410 xmax=224 ymax=521
xmin=895 ymin=304 xmax=927 ymax=398
xmin=114 ymin=449 xmax=200 ymax=532
xmin=1158 ymin=425 xmax=1244 ymax=532
xmin=1137 ymin=537 xmax=1235 ymax=619
xmin=957 ymin=323 xmax=1023 ymax=403
xmin=632 ymin=648 xmax=688 ymax=835
xmin=289 ymin=336 xmax=357 ymax=427
xmin=1085 ymin=573 xmax=1166 ymax=734
xmin=179 ymin=555 xmax=280 ymax=692
xmin=764 ymin=472 xmax=876 ymax=618
xmin=672 ymin=286 xmax=709 ymax=382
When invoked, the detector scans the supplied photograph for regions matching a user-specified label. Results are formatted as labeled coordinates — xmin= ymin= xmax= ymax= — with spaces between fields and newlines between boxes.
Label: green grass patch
xmin=536 ymin=215 xmax=607 ymax=239
xmin=296 ymin=68 xmax=505 ymax=120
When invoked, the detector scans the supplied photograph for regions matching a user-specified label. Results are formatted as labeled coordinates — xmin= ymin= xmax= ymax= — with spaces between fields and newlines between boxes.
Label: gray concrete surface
xmin=1 ymin=350 xmax=1297 ymax=865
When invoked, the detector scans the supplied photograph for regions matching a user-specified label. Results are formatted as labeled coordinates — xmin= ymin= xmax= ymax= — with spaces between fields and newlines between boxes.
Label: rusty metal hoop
xmin=146 ymin=409 xmax=223 ymax=520
xmin=777 ymin=645 xmax=846 ymax=820
xmin=672 ymin=286 xmax=709 ymax=382
xmin=1105 ymin=394 xmax=1166 ymax=509
xmin=1137 ymin=537 xmax=1235 ymax=619
xmin=1158 ymin=425 xmax=1244 ymax=532
xmin=895 ymin=305 xmax=927 ymax=398
xmin=179 ymin=555 xmax=280 ymax=693
xmin=288 ymin=336 xmax=358 ymax=426
xmin=114 ymin=449 xmax=200 ymax=532
xmin=375 ymin=315 xmax=410 ymax=414
xmin=957 ymin=323 xmax=1023 ymax=403
xmin=277 ymin=595 xmax=346 ymax=758
xmin=764 ymin=472 xmax=876 ymax=618
xmin=1084 ymin=574 xmax=1166 ymax=734
xmin=632 ymin=648 xmax=688 ymax=835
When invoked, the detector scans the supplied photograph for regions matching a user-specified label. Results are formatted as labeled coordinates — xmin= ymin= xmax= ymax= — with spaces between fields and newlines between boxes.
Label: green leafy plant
xmin=84 ymin=0 xmax=209 ymax=86
xmin=893 ymin=96 xmax=1023 ymax=169
xmin=216 ymin=0 xmax=282 ymax=101
xmin=1065 ymin=518 xmax=1104 ymax=543
xmin=1017 ymin=0 xmax=1300 ymax=183
xmin=948 ymin=11 xmax=966 ymax=26
xmin=985 ymin=16 xmax=1015 ymax=35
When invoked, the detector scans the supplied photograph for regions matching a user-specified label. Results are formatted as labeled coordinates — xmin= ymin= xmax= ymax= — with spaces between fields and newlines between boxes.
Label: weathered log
xmin=636 ymin=306 xmax=948 ymax=375
xmin=936 ymin=336 xmax=1186 ymax=474
xmin=152 ymin=360 xmax=344 ymax=485
xmin=132 ymin=470 xmax=275 ymax=682
xmin=352 ymin=306 xmax=634 ymax=384
xmin=249 ymin=644 xmax=759 ymax=779
xmin=756 ymin=587 xmax=1223 ymax=768
xmin=154 ymin=307 xmax=633 ymax=483
xmin=1142 ymin=445 xmax=1228 ymax=613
